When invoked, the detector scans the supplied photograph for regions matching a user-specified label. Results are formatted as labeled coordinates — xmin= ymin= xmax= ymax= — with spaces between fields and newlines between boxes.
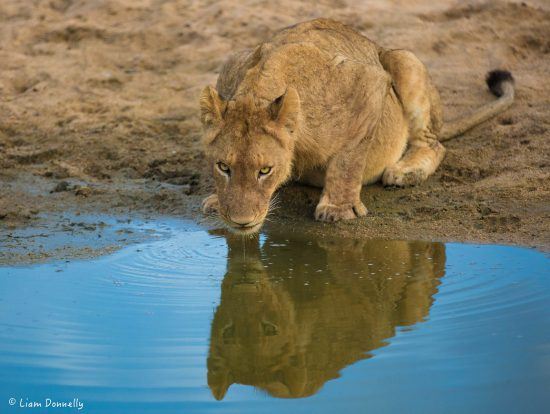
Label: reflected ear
xmin=200 ymin=85 xmax=225 ymax=129
xmin=207 ymin=360 xmax=233 ymax=401
xmin=282 ymin=366 xmax=307 ymax=397
xmin=269 ymin=87 xmax=300 ymax=132
xmin=265 ymin=364 xmax=307 ymax=398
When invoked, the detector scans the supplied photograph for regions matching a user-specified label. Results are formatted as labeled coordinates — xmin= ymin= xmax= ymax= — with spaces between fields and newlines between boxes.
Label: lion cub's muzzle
xmin=222 ymin=210 xmax=267 ymax=235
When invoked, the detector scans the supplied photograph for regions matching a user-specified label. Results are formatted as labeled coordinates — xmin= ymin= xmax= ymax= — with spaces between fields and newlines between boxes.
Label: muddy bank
xmin=0 ymin=211 xmax=169 ymax=265
xmin=1 ymin=0 xmax=549 ymax=251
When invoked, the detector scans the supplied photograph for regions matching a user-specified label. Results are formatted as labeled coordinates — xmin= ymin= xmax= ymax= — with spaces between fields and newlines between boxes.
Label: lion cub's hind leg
xmin=379 ymin=49 xmax=445 ymax=187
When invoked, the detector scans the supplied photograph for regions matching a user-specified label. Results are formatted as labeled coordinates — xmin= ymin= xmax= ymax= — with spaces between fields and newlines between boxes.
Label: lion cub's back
xmin=216 ymin=19 xmax=383 ymax=101
xmin=270 ymin=18 xmax=381 ymax=65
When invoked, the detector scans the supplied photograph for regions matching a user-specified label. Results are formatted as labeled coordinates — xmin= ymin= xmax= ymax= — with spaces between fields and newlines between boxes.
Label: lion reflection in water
xmin=207 ymin=231 xmax=445 ymax=400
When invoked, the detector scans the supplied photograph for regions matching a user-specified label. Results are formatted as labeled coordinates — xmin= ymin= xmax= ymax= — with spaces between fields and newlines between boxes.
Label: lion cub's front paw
xmin=314 ymin=201 xmax=367 ymax=222
xmin=202 ymin=194 xmax=219 ymax=215
xmin=382 ymin=166 xmax=428 ymax=187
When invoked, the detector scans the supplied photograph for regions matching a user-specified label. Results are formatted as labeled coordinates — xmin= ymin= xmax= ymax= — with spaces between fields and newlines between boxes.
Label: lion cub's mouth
xmin=225 ymin=221 xmax=263 ymax=236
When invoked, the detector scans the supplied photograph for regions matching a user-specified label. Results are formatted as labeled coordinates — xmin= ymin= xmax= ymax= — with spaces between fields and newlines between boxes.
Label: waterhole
xmin=0 ymin=219 xmax=548 ymax=413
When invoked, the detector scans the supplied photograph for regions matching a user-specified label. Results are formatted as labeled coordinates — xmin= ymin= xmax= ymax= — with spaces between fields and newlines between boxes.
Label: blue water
xmin=0 ymin=220 xmax=549 ymax=413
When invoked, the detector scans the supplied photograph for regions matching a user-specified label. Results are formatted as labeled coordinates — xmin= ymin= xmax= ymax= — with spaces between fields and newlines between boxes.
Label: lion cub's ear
xmin=200 ymin=85 xmax=225 ymax=129
xmin=269 ymin=87 xmax=300 ymax=133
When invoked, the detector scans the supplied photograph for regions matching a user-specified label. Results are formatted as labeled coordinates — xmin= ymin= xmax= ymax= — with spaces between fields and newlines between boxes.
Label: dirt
xmin=1 ymin=0 xmax=549 ymax=253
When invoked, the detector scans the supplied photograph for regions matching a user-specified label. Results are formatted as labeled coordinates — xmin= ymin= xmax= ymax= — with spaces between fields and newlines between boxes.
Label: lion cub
xmin=199 ymin=18 xmax=514 ymax=234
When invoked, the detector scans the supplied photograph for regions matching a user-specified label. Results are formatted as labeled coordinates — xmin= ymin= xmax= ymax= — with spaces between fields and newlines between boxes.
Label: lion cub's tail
xmin=439 ymin=70 xmax=515 ymax=142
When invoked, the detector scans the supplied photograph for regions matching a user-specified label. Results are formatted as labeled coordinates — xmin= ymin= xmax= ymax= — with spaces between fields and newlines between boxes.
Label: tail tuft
xmin=486 ymin=70 xmax=514 ymax=98
xmin=440 ymin=69 xmax=515 ymax=141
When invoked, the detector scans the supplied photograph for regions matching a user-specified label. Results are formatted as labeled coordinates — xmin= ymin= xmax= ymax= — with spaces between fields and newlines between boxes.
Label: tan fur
xmin=207 ymin=231 xmax=445 ymax=399
xmin=199 ymin=19 xmax=514 ymax=232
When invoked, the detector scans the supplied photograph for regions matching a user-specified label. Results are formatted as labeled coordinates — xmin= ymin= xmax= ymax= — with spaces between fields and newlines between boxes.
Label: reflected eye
xmin=259 ymin=166 xmax=272 ymax=177
xmin=261 ymin=321 xmax=278 ymax=336
xmin=217 ymin=162 xmax=230 ymax=175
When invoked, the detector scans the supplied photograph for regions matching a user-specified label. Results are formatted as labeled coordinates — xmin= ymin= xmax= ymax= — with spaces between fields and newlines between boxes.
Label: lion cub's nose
xmin=229 ymin=215 xmax=256 ymax=227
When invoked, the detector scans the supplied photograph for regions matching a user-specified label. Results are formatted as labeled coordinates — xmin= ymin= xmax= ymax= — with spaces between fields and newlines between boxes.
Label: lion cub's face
xmin=200 ymin=87 xmax=300 ymax=234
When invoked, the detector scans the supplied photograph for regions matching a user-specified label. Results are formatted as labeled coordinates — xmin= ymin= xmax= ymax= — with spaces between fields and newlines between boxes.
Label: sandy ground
xmin=1 ymin=0 xmax=549 ymax=252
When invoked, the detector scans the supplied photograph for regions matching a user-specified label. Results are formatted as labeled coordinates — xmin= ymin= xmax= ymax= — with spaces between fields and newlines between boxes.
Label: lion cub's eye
xmin=258 ymin=166 xmax=272 ymax=177
xmin=217 ymin=162 xmax=230 ymax=175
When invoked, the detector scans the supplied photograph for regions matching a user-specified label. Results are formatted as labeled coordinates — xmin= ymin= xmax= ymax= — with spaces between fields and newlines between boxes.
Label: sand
xmin=1 ymin=0 xmax=549 ymax=250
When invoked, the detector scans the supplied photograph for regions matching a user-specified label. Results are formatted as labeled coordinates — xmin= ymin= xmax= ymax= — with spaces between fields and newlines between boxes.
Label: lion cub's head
xmin=199 ymin=86 xmax=300 ymax=234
